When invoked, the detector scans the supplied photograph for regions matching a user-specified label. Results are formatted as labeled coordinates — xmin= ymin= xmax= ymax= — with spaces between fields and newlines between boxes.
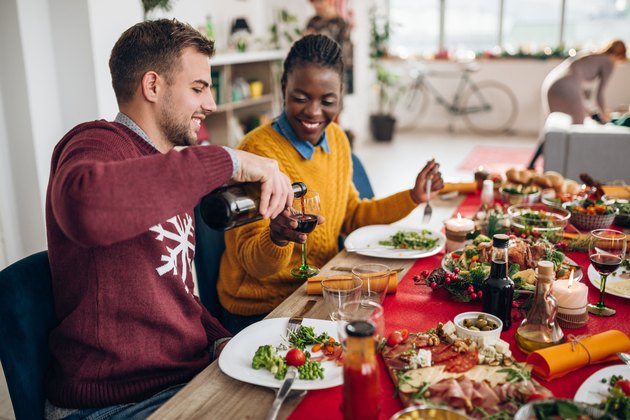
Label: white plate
xmin=588 ymin=264 xmax=630 ymax=299
xmin=574 ymin=364 xmax=630 ymax=405
xmin=344 ymin=225 xmax=445 ymax=259
xmin=218 ymin=317 xmax=342 ymax=390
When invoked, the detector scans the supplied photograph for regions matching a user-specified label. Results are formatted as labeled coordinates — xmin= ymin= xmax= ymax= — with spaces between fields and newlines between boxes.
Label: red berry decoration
xmin=477 ymin=290 xmax=483 ymax=299
xmin=445 ymin=278 xmax=451 ymax=284
xmin=430 ymin=281 xmax=438 ymax=289
xmin=467 ymin=285 xmax=475 ymax=294
xmin=413 ymin=274 xmax=421 ymax=281
xmin=470 ymin=292 xmax=478 ymax=300
xmin=453 ymin=267 xmax=460 ymax=274
xmin=421 ymin=270 xmax=430 ymax=278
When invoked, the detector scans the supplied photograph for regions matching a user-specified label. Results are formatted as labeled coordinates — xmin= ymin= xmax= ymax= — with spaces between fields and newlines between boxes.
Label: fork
xmin=287 ymin=299 xmax=317 ymax=337
xmin=617 ymin=352 xmax=630 ymax=366
xmin=422 ymin=177 xmax=433 ymax=224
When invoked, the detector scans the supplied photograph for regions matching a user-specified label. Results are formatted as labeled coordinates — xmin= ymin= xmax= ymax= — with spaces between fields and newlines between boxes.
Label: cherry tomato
xmin=399 ymin=328 xmax=409 ymax=342
xmin=285 ymin=348 xmax=306 ymax=367
xmin=615 ymin=379 xmax=630 ymax=396
xmin=387 ymin=330 xmax=404 ymax=347
xmin=527 ymin=392 xmax=548 ymax=402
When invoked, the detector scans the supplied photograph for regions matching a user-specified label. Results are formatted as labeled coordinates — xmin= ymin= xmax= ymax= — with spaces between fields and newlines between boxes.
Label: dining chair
xmin=338 ymin=153 xmax=376 ymax=250
xmin=194 ymin=205 xmax=226 ymax=319
xmin=0 ymin=250 xmax=57 ymax=420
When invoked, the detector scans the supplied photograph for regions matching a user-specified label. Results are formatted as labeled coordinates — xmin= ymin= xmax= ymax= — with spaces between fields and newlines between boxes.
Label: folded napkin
xmin=526 ymin=330 xmax=630 ymax=381
xmin=440 ymin=181 xmax=477 ymax=195
xmin=306 ymin=273 xmax=398 ymax=295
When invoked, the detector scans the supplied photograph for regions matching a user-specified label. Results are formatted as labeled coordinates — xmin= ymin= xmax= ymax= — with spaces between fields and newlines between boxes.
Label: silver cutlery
xmin=422 ymin=177 xmax=433 ymax=224
xmin=617 ymin=352 xmax=630 ymax=366
xmin=265 ymin=300 xmax=316 ymax=420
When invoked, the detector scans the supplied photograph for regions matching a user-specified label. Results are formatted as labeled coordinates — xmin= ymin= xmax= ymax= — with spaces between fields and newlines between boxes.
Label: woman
xmin=543 ymin=39 xmax=626 ymax=124
xmin=216 ymin=35 xmax=443 ymax=333
xmin=529 ymin=40 xmax=626 ymax=168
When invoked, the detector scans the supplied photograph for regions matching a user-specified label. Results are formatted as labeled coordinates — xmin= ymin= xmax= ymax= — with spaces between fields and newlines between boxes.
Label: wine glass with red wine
xmin=587 ymin=229 xmax=627 ymax=316
xmin=290 ymin=191 xmax=320 ymax=278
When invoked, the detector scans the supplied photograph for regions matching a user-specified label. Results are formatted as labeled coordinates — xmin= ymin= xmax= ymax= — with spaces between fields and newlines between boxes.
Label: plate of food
xmin=218 ymin=317 xmax=342 ymax=390
xmin=574 ymin=364 xmax=630 ymax=406
xmin=587 ymin=260 xmax=630 ymax=299
xmin=441 ymin=236 xmax=582 ymax=293
xmin=513 ymin=399 xmax=612 ymax=420
xmin=380 ymin=319 xmax=553 ymax=418
xmin=344 ymin=225 xmax=445 ymax=259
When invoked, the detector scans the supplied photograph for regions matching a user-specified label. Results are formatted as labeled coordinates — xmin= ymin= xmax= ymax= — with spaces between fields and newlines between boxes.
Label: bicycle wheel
xmin=392 ymin=82 xmax=430 ymax=129
xmin=461 ymin=81 xmax=518 ymax=135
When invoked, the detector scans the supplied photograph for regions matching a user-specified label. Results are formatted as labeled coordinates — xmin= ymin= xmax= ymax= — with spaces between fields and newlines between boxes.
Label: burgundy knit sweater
xmin=44 ymin=120 xmax=233 ymax=407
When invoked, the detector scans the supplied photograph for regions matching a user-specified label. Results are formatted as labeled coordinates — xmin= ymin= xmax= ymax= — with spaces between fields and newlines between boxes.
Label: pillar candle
xmin=553 ymin=274 xmax=588 ymax=316
xmin=444 ymin=213 xmax=475 ymax=252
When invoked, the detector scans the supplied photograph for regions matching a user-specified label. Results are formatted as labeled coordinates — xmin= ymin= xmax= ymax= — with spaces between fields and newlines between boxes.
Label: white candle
xmin=553 ymin=272 xmax=588 ymax=316
xmin=444 ymin=213 xmax=475 ymax=232
xmin=444 ymin=213 xmax=475 ymax=252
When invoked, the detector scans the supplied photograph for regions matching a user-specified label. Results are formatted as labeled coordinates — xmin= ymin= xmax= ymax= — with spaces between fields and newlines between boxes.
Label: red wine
xmin=590 ymin=253 xmax=622 ymax=275
xmin=294 ymin=214 xmax=318 ymax=233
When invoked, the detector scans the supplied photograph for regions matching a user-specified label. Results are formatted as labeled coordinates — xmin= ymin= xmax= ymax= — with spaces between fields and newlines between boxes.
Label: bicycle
xmin=393 ymin=63 xmax=518 ymax=135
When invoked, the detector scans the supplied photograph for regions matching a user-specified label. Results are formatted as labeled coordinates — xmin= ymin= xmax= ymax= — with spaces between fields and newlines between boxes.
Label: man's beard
xmin=159 ymin=92 xmax=197 ymax=147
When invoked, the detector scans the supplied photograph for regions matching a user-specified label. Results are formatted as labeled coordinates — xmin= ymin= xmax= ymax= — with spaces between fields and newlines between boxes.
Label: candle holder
xmin=444 ymin=227 xmax=474 ymax=253
xmin=557 ymin=305 xmax=588 ymax=328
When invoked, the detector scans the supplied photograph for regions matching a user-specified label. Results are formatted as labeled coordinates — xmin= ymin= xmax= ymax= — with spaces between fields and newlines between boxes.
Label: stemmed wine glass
xmin=588 ymin=229 xmax=627 ymax=316
xmin=290 ymin=191 xmax=320 ymax=278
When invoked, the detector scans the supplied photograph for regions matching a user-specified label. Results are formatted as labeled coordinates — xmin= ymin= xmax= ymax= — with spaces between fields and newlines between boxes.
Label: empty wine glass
xmin=588 ymin=229 xmax=627 ymax=316
xmin=290 ymin=191 xmax=320 ymax=278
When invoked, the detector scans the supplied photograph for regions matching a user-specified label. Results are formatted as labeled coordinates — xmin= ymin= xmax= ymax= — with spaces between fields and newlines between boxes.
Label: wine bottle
xmin=481 ymin=234 xmax=514 ymax=331
xmin=199 ymin=182 xmax=307 ymax=230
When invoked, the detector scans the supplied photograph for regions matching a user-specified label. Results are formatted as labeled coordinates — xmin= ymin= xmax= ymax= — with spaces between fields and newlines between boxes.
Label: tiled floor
xmin=0 ymin=127 xmax=538 ymax=420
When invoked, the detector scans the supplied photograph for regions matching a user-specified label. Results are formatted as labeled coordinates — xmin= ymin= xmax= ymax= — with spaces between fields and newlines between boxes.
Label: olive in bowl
xmin=454 ymin=311 xmax=503 ymax=345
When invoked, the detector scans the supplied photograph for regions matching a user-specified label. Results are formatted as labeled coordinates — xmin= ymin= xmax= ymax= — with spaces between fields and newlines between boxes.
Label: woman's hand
xmin=410 ymin=159 xmax=444 ymax=204
xmin=269 ymin=207 xmax=325 ymax=246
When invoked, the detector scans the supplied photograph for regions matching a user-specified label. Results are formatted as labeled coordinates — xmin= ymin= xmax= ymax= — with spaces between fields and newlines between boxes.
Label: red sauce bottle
xmin=342 ymin=320 xmax=380 ymax=420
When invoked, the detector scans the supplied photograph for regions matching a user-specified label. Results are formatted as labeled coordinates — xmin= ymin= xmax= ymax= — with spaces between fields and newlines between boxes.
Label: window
xmin=564 ymin=0 xmax=630 ymax=50
xmin=388 ymin=0 xmax=629 ymax=57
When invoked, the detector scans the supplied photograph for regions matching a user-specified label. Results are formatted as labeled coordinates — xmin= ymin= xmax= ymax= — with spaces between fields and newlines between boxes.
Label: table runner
xmin=289 ymin=193 xmax=630 ymax=420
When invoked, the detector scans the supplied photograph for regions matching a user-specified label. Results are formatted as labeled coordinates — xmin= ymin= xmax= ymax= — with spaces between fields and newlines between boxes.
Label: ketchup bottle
xmin=342 ymin=321 xmax=380 ymax=420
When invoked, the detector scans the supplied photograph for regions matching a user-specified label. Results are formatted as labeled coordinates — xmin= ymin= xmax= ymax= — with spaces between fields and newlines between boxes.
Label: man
xmin=44 ymin=19 xmax=292 ymax=419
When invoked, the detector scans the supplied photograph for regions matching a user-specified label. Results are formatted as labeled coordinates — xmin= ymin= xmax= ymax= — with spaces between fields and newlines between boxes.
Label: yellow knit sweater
xmin=217 ymin=122 xmax=418 ymax=315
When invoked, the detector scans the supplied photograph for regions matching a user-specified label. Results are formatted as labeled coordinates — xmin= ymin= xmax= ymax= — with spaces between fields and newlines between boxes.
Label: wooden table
xmin=150 ymin=251 xmax=415 ymax=420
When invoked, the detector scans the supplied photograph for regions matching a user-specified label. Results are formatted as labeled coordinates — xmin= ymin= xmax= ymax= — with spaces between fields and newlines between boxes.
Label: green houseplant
xmin=369 ymin=7 xmax=400 ymax=141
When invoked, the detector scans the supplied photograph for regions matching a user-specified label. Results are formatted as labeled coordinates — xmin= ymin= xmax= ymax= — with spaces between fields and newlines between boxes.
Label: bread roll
xmin=506 ymin=168 xmax=521 ymax=184
xmin=520 ymin=169 xmax=536 ymax=185
xmin=533 ymin=174 xmax=553 ymax=189
xmin=564 ymin=179 xmax=581 ymax=195
xmin=544 ymin=171 xmax=565 ymax=191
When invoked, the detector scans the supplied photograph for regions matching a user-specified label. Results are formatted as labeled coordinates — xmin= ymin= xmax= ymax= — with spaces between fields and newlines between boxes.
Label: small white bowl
xmin=454 ymin=311 xmax=502 ymax=345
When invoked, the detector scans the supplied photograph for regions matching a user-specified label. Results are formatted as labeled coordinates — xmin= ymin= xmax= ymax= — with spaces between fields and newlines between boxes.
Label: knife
xmin=265 ymin=366 xmax=298 ymax=420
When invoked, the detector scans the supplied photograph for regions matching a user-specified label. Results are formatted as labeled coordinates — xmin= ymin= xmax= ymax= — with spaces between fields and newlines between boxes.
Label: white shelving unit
xmin=206 ymin=50 xmax=285 ymax=147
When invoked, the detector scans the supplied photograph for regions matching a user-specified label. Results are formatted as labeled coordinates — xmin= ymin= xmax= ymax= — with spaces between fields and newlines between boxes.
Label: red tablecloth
xmin=289 ymin=194 xmax=630 ymax=420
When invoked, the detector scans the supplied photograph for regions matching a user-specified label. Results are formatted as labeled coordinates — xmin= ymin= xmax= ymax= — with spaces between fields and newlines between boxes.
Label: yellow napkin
xmin=526 ymin=330 xmax=630 ymax=381
xmin=602 ymin=185 xmax=630 ymax=200
xmin=440 ymin=182 xmax=477 ymax=195
xmin=306 ymin=273 xmax=398 ymax=295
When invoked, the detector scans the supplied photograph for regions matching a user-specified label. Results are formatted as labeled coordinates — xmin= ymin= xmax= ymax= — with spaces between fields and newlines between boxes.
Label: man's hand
xmin=410 ymin=159 xmax=444 ymax=204
xmin=269 ymin=208 xmax=325 ymax=247
xmin=232 ymin=150 xmax=293 ymax=220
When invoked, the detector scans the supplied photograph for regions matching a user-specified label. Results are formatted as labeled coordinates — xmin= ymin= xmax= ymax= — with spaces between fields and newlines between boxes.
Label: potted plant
xmin=141 ymin=0 xmax=176 ymax=20
xmin=369 ymin=7 xmax=400 ymax=141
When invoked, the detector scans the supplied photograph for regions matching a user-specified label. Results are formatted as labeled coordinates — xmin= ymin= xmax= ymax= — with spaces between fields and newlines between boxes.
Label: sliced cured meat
xmin=444 ymin=349 xmax=478 ymax=373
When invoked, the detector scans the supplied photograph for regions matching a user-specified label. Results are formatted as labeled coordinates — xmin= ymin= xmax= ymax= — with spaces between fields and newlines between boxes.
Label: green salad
xmin=379 ymin=230 xmax=439 ymax=250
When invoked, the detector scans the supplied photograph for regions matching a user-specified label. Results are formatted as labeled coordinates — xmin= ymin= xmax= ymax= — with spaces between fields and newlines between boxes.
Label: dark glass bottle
xmin=200 ymin=182 xmax=307 ymax=230
xmin=482 ymin=234 xmax=514 ymax=331
xmin=343 ymin=321 xmax=379 ymax=420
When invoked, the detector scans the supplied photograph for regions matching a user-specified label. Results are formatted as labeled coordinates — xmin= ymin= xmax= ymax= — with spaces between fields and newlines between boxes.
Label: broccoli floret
xmin=544 ymin=249 xmax=565 ymax=269
xmin=464 ymin=247 xmax=479 ymax=259
xmin=472 ymin=234 xmax=492 ymax=246
xmin=469 ymin=265 xmax=489 ymax=284
xmin=508 ymin=263 xmax=521 ymax=278
xmin=252 ymin=345 xmax=287 ymax=379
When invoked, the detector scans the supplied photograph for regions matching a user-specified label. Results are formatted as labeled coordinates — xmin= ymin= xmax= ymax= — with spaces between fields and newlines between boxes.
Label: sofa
xmin=543 ymin=112 xmax=630 ymax=183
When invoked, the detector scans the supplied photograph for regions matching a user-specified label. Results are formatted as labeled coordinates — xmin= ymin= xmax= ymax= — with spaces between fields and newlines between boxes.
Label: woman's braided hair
xmin=281 ymin=34 xmax=344 ymax=94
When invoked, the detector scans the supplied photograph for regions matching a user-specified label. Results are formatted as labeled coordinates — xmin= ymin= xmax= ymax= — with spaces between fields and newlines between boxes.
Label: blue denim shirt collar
xmin=272 ymin=111 xmax=329 ymax=160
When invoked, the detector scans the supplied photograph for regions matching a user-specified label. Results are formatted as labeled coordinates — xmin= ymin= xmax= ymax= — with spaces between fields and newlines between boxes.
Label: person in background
xmin=217 ymin=35 xmax=443 ymax=333
xmin=305 ymin=0 xmax=354 ymax=95
xmin=44 ymin=18 xmax=293 ymax=419
xmin=529 ymin=40 xmax=627 ymax=168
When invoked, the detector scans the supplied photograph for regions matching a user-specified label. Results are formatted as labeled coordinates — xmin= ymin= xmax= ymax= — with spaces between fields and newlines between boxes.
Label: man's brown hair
xmin=109 ymin=18 xmax=214 ymax=105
